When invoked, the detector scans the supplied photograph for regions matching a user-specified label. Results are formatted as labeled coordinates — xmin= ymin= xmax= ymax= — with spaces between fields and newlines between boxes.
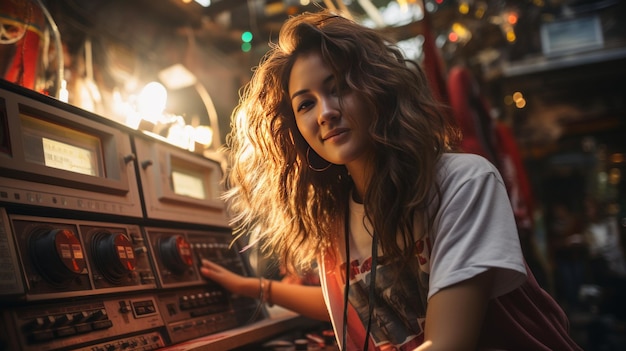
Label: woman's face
xmin=288 ymin=52 xmax=375 ymax=171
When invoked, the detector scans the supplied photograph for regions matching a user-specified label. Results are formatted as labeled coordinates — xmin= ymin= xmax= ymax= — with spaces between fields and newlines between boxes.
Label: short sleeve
xmin=427 ymin=154 xmax=527 ymax=300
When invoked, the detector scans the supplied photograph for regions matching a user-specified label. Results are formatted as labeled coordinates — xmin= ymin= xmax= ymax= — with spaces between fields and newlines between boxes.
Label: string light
xmin=241 ymin=31 xmax=253 ymax=52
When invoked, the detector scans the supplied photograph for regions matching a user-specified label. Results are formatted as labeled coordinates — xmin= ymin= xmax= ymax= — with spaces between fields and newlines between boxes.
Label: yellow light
xmin=459 ymin=2 xmax=470 ymax=15
xmin=506 ymin=30 xmax=516 ymax=42
xmin=451 ymin=22 xmax=471 ymax=42
xmin=512 ymin=91 xmax=523 ymax=102
xmin=451 ymin=23 xmax=464 ymax=33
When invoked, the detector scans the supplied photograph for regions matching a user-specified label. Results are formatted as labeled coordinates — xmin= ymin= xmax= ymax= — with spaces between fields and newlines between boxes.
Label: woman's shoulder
xmin=437 ymin=152 xmax=500 ymax=179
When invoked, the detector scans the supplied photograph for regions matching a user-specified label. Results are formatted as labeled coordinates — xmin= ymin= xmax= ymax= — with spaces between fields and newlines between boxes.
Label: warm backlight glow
xmin=138 ymin=82 xmax=167 ymax=123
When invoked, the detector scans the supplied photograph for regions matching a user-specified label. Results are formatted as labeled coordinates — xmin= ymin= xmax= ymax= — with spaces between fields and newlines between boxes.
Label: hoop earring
xmin=306 ymin=146 xmax=332 ymax=172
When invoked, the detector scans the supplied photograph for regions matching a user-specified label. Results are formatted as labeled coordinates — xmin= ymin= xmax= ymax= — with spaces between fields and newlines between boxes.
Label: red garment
xmin=494 ymin=121 xmax=535 ymax=231
xmin=447 ymin=66 xmax=535 ymax=232
xmin=479 ymin=264 xmax=582 ymax=351
xmin=446 ymin=66 xmax=498 ymax=163
xmin=421 ymin=9 xmax=448 ymax=105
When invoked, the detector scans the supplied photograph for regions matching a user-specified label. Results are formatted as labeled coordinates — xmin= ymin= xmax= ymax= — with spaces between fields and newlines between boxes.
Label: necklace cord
xmin=342 ymin=205 xmax=350 ymax=350
xmin=342 ymin=204 xmax=378 ymax=351
xmin=364 ymin=232 xmax=377 ymax=351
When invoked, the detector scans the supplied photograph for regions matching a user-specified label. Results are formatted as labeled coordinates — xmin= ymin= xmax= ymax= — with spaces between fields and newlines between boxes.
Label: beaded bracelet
xmin=258 ymin=277 xmax=275 ymax=307
xmin=258 ymin=277 xmax=265 ymax=303
xmin=266 ymin=279 xmax=274 ymax=307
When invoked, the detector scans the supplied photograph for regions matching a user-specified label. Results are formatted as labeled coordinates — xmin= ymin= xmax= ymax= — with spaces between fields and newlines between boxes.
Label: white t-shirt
xmin=319 ymin=153 xmax=528 ymax=350
xmin=428 ymin=153 xmax=527 ymax=299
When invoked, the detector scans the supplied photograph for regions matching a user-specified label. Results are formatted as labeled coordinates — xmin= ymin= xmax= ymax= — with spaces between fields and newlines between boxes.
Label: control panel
xmin=145 ymin=228 xmax=262 ymax=343
xmin=1 ymin=294 xmax=166 ymax=351
xmin=0 ymin=82 xmax=266 ymax=351
xmin=8 ymin=215 xmax=156 ymax=299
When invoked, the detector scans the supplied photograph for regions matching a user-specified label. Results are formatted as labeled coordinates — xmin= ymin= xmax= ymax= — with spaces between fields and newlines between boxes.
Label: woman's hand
xmin=200 ymin=259 xmax=330 ymax=321
xmin=200 ymin=259 xmax=250 ymax=295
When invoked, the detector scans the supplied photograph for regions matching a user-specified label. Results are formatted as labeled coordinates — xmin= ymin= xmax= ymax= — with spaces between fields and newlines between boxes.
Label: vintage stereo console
xmin=134 ymin=135 xmax=229 ymax=228
xmin=0 ymin=84 xmax=143 ymax=219
xmin=0 ymin=81 xmax=265 ymax=351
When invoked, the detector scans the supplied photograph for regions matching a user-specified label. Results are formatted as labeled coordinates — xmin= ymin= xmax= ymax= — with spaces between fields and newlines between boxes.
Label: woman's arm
xmin=420 ymin=269 xmax=495 ymax=351
xmin=200 ymin=259 xmax=330 ymax=321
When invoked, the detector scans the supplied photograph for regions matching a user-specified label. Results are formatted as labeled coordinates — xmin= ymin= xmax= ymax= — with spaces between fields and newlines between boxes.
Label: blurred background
xmin=2 ymin=0 xmax=625 ymax=349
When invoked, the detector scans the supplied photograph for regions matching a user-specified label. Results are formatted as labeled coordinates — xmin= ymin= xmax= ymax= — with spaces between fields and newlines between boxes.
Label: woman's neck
xmin=346 ymin=158 xmax=373 ymax=205
xmin=352 ymin=189 xmax=364 ymax=204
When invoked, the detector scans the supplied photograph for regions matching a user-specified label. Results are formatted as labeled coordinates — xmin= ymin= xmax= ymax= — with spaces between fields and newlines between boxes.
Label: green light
xmin=241 ymin=42 xmax=252 ymax=52
xmin=241 ymin=31 xmax=253 ymax=43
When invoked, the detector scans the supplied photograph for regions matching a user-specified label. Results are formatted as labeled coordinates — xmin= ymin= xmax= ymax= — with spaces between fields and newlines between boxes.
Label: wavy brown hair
xmin=223 ymin=10 xmax=460 ymax=274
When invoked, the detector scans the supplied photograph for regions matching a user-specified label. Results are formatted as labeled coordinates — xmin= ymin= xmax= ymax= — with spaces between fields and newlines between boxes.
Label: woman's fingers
xmin=200 ymin=258 xmax=221 ymax=271
xmin=200 ymin=259 xmax=225 ymax=278
xmin=199 ymin=259 xmax=244 ymax=294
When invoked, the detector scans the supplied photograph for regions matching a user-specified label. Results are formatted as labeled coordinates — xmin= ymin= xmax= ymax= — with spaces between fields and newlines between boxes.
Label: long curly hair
xmin=223 ymin=10 xmax=460 ymax=274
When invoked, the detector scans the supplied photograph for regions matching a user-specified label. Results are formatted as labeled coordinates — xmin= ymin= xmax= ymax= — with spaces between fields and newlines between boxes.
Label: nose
xmin=318 ymin=97 xmax=340 ymax=125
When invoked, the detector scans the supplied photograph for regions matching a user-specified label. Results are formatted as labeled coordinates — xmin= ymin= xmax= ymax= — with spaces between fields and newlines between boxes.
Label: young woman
xmin=200 ymin=10 xmax=582 ymax=351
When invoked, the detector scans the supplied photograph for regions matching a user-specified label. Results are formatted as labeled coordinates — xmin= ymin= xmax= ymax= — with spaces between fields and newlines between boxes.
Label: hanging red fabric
xmin=420 ymin=7 xmax=448 ymax=105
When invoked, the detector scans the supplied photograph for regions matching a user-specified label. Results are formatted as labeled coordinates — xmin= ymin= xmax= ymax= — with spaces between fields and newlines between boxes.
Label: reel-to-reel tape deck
xmin=0 ymin=81 xmax=261 ymax=351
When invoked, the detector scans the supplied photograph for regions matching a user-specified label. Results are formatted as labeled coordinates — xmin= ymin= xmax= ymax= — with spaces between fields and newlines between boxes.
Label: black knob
xmin=160 ymin=235 xmax=194 ymax=274
xmin=29 ymin=227 xmax=86 ymax=286
xmin=92 ymin=231 xmax=136 ymax=284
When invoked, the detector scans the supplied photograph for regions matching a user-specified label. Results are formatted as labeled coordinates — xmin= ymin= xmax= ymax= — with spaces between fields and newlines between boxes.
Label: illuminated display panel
xmin=171 ymin=168 xmax=206 ymax=200
xmin=42 ymin=137 xmax=96 ymax=176
xmin=20 ymin=114 xmax=104 ymax=177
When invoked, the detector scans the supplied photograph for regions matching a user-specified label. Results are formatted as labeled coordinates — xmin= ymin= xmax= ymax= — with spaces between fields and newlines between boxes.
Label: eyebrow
xmin=290 ymin=74 xmax=334 ymax=100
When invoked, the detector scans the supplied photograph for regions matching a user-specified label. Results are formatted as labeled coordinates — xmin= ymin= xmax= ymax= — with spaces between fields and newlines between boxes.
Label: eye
xmin=329 ymin=81 xmax=349 ymax=97
xmin=328 ymin=82 xmax=339 ymax=97
xmin=296 ymin=99 xmax=314 ymax=113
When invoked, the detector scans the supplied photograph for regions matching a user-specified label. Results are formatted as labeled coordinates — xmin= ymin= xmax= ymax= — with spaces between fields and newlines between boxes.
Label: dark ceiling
xmin=16 ymin=0 xmax=626 ymax=158
xmin=48 ymin=0 xmax=625 ymax=71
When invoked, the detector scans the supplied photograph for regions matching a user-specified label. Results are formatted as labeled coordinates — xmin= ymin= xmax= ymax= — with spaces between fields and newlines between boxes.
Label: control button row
xmin=178 ymin=291 xmax=226 ymax=310
xmin=26 ymin=319 xmax=113 ymax=343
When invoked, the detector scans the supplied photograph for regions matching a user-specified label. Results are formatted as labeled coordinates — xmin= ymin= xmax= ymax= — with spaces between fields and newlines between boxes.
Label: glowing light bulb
xmin=137 ymin=82 xmax=167 ymax=123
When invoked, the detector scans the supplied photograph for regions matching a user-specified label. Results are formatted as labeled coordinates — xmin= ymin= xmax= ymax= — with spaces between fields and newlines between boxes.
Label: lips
xmin=322 ymin=128 xmax=349 ymax=141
